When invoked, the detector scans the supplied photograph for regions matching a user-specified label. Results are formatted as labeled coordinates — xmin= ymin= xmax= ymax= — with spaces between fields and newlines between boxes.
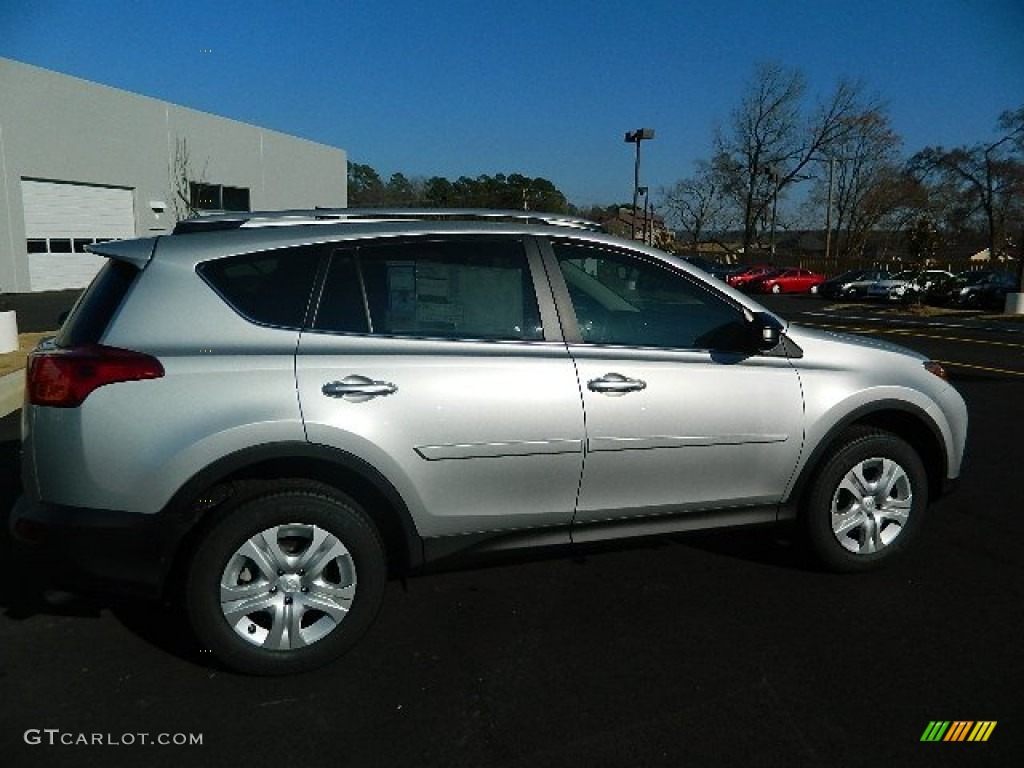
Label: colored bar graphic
xmin=945 ymin=721 xmax=972 ymax=741
xmin=921 ymin=720 xmax=996 ymax=742
xmin=968 ymin=722 xmax=997 ymax=742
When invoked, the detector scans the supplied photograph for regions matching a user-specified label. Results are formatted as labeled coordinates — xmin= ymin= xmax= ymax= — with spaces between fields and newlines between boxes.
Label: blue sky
xmin=2 ymin=0 xmax=1022 ymax=208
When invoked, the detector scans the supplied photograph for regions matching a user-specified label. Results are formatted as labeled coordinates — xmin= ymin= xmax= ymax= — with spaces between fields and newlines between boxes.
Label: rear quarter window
xmin=198 ymin=246 xmax=321 ymax=328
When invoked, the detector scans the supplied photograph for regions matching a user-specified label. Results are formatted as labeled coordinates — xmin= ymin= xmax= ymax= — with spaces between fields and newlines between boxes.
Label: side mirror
xmin=748 ymin=312 xmax=783 ymax=351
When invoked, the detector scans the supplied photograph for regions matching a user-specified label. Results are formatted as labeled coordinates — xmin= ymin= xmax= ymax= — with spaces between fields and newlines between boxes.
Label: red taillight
xmin=26 ymin=345 xmax=164 ymax=407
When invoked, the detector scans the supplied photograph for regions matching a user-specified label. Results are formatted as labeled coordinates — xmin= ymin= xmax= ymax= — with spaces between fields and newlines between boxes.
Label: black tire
xmin=803 ymin=428 xmax=928 ymax=572
xmin=186 ymin=486 xmax=386 ymax=675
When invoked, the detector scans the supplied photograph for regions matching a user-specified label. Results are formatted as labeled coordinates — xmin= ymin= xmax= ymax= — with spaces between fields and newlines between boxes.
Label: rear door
xmin=295 ymin=235 xmax=585 ymax=539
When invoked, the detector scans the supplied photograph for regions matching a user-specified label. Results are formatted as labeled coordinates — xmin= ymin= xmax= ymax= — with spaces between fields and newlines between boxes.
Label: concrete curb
xmin=1 ymin=369 xmax=24 ymax=418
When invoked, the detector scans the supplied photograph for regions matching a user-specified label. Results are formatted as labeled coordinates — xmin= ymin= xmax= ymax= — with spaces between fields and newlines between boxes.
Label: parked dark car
xmin=926 ymin=270 xmax=1020 ymax=309
xmin=813 ymin=269 xmax=889 ymax=299
xmin=682 ymin=255 xmax=740 ymax=281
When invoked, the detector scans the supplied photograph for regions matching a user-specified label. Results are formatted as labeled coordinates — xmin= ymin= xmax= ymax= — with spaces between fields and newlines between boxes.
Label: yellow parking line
xmin=795 ymin=322 xmax=1024 ymax=376
xmin=935 ymin=360 xmax=1024 ymax=377
xmin=879 ymin=329 xmax=1024 ymax=349
xmin=799 ymin=320 xmax=1024 ymax=349
xmin=798 ymin=321 xmax=875 ymax=333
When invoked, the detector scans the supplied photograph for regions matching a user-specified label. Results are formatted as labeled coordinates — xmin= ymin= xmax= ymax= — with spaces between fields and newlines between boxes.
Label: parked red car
xmin=752 ymin=267 xmax=826 ymax=294
xmin=726 ymin=265 xmax=775 ymax=291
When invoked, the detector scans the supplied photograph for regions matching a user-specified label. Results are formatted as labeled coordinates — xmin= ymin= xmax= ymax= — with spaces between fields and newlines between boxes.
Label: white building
xmin=0 ymin=58 xmax=347 ymax=293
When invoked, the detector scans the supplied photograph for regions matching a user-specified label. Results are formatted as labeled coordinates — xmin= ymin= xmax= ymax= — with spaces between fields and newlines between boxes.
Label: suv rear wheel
xmin=804 ymin=428 xmax=927 ymax=572
xmin=186 ymin=485 xmax=386 ymax=675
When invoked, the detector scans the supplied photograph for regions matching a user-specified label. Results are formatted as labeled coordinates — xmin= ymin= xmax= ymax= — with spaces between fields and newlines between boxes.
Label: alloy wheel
xmin=830 ymin=457 xmax=912 ymax=555
xmin=219 ymin=523 xmax=357 ymax=649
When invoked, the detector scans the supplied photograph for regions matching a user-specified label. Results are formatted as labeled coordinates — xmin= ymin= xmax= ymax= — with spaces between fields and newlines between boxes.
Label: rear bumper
xmin=9 ymin=495 xmax=189 ymax=598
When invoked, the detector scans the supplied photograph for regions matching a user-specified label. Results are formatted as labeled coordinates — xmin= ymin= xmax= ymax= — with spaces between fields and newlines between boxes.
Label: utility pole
xmin=762 ymin=165 xmax=780 ymax=263
xmin=824 ymin=157 xmax=834 ymax=262
xmin=639 ymin=186 xmax=649 ymax=245
xmin=625 ymin=129 xmax=654 ymax=240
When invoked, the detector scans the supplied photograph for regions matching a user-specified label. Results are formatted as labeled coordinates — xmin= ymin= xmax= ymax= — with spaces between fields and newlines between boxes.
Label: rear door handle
xmin=322 ymin=375 xmax=398 ymax=400
xmin=587 ymin=373 xmax=647 ymax=394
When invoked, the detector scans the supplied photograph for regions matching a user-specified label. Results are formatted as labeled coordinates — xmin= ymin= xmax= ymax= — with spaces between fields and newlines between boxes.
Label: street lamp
xmin=638 ymin=186 xmax=649 ymax=245
xmin=625 ymin=129 xmax=655 ymax=240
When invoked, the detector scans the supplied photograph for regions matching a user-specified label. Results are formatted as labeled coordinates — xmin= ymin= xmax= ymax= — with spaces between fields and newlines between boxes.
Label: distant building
xmin=0 ymin=58 xmax=347 ymax=293
xmin=603 ymin=207 xmax=674 ymax=248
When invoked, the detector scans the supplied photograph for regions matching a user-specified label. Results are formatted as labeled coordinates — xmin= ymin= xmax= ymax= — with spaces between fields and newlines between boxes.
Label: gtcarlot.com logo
xmin=24 ymin=729 xmax=203 ymax=747
xmin=920 ymin=721 xmax=997 ymax=742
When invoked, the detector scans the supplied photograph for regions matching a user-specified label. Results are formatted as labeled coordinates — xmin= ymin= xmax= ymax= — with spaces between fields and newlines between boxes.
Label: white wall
xmin=0 ymin=58 xmax=347 ymax=292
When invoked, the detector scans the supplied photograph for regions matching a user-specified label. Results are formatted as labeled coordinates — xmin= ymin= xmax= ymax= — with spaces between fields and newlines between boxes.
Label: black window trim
xmin=306 ymin=234 xmax=564 ymax=345
xmin=537 ymin=235 xmax=752 ymax=352
xmin=195 ymin=244 xmax=326 ymax=332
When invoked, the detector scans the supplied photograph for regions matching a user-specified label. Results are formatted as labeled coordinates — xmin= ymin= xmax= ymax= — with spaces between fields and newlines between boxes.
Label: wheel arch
xmin=785 ymin=400 xmax=949 ymax=516
xmin=162 ymin=442 xmax=423 ymax=596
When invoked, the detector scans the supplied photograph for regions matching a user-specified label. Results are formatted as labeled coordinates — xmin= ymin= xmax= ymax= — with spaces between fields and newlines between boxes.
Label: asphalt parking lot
xmin=1 ymin=291 xmax=1022 ymax=767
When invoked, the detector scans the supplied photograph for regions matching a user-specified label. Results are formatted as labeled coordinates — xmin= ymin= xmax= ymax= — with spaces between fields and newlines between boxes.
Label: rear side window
xmin=199 ymin=246 xmax=321 ymax=329
xmin=314 ymin=238 xmax=543 ymax=341
xmin=55 ymin=259 xmax=139 ymax=348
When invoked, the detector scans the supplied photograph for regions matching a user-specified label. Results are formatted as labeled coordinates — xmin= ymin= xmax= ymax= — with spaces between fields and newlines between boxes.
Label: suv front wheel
xmin=186 ymin=486 xmax=386 ymax=675
xmin=804 ymin=428 xmax=928 ymax=572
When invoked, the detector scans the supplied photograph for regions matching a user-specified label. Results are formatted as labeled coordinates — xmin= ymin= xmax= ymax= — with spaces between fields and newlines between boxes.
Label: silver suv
xmin=12 ymin=209 xmax=968 ymax=675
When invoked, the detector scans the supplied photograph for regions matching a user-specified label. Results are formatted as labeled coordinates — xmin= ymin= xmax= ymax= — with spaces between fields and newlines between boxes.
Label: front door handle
xmin=587 ymin=373 xmax=647 ymax=394
xmin=322 ymin=375 xmax=398 ymax=400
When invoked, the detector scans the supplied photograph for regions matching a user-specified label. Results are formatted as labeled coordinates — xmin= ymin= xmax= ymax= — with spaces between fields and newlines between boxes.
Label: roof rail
xmin=172 ymin=208 xmax=603 ymax=234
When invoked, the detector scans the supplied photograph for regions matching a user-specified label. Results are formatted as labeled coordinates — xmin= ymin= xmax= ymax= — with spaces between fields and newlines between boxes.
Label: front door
xmin=545 ymin=240 xmax=805 ymax=527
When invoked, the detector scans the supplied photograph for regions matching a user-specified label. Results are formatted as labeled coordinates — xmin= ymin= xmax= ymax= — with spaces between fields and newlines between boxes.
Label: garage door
xmin=22 ymin=179 xmax=136 ymax=292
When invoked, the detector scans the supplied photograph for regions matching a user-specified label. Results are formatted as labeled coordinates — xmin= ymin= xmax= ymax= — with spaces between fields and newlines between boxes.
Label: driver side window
xmin=552 ymin=242 xmax=748 ymax=351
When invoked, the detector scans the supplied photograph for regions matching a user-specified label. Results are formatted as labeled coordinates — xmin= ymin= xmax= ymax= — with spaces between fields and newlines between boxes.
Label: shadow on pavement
xmin=675 ymin=525 xmax=819 ymax=571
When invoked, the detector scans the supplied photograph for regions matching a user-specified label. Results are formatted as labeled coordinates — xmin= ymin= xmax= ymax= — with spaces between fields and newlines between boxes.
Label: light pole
xmin=638 ymin=186 xmax=649 ymax=244
xmin=625 ymin=129 xmax=654 ymax=240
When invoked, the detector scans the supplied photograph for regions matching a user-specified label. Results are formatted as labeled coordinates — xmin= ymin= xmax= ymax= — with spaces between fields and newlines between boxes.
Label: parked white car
xmin=868 ymin=270 xmax=954 ymax=302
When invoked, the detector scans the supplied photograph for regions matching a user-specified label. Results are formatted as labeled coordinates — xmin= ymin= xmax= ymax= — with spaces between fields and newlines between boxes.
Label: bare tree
xmin=714 ymin=62 xmax=880 ymax=253
xmin=908 ymin=106 xmax=1024 ymax=261
xmin=804 ymin=110 xmax=903 ymax=259
xmin=661 ymin=160 xmax=734 ymax=252
xmin=170 ymin=137 xmax=208 ymax=222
